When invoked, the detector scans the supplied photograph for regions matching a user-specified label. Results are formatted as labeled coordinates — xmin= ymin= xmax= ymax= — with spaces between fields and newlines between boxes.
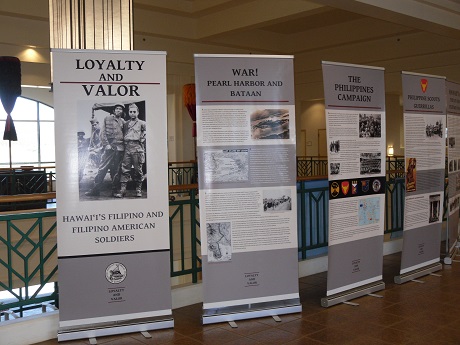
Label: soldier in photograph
xmin=85 ymin=104 xmax=125 ymax=197
xmin=87 ymin=118 xmax=102 ymax=168
xmin=115 ymin=103 xmax=146 ymax=198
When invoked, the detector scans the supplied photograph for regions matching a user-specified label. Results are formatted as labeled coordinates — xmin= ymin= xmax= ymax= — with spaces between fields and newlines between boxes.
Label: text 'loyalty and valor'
xmin=74 ymin=59 xmax=147 ymax=96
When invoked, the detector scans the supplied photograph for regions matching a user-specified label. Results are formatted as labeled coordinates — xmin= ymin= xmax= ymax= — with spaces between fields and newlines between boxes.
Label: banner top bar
xmin=401 ymin=71 xmax=446 ymax=79
xmin=322 ymin=60 xmax=384 ymax=71
xmin=194 ymin=54 xmax=294 ymax=59
xmin=51 ymin=49 xmax=167 ymax=56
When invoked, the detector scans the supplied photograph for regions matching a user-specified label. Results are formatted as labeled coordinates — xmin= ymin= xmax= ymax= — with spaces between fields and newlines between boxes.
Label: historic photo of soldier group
xmin=77 ymin=101 xmax=147 ymax=200
xmin=359 ymin=152 xmax=381 ymax=175
xmin=263 ymin=189 xmax=292 ymax=212
xmin=359 ymin=113 xmax=381 ymax=138
xmin=425 ymin=120 xmax=443 ymax=138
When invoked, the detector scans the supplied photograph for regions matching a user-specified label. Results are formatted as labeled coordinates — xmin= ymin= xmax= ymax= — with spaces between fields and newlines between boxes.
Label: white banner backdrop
xmin=195 ymin=54 xmax=301 ymax=324
xmin=446 ymin=80 xmax=460 ymax=261
xmin=396 ymin=72 xmax=446 ymax=282
xmin=322 ymin=61 xmax=386 ymax=305
xmin=52 ymin=49 xmax=173 ymax=341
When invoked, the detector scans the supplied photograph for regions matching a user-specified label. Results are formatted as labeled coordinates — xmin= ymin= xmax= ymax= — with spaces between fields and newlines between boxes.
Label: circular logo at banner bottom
xmin=106 ymin=262 xmax=127 ymax=284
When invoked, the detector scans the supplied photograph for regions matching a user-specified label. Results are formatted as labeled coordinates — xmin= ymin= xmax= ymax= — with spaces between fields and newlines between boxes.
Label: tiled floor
xmin=33 ymin=253 xmax=460 ymax=345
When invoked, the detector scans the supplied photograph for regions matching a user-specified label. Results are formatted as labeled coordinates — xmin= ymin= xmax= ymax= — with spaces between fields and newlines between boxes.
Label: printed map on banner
xmin=358 ymin=197 xmax=380 ymax=226
xmin=206 ymin=222 xmax=232 ymax=262
xmin=204 ymin=150 xmax=249 ymax=183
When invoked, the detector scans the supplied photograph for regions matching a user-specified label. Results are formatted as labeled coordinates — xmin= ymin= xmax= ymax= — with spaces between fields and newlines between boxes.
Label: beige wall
xmin=297 ymin=101 xmax=326 ymax=157
xmin=386 ymin=94 xmax=405 ymax=156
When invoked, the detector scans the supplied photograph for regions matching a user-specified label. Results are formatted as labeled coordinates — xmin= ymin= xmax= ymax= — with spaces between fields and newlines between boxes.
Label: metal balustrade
xmin=296 ymin=156 xmax=328 ymax=177
xmin=168 ymin=161 xmax=198 ymax=190
xmin=0 ymin=210 xmax=58 ymax=319
xmin=169 ymin=185 xmax=201 ymax=284
xmin=0 ymin=160 xmax=435 ymax=320
xmin=297 ymin=178 xmax=329 ymax=260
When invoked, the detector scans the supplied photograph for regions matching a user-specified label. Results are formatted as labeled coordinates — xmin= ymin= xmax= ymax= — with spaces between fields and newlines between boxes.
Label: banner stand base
xmin=57 ymin=316 xmax=174 ymax=342
xmin=320 ymin=281 xmax=385 ymax=308
xmin=394 ymin=262 xmax=442 ymax=284
xmin=202 ymin=300 xmax=302 ymax=325
xmin=444 ymin=249 xmax=457 ymax=265
xmin=444 ymin=240 xmax=460 ymax=265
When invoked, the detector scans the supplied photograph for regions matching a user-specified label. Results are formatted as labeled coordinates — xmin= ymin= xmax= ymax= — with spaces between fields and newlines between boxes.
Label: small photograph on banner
xmin=330 ymin=163 xmax=340 ymax=175
xmin=425 ymin=119 xmax=443 ymax=138
xmin=359 ymin=152 xmax=381 ymax=175
xmin=329 ymin=140 xmax=340 ymax=154
xmin=250 ymin=108 xmax=290 ymax=139
xmin=263 ymin=189 xmax=292 ymax=212
xmin=198 ymin=105 xmax=294 ymax=147
xmin=78 ymin=100 xmax=147 ymax=200
xmin=406 ymin=158 xmax=417 ymax=192
xmin=449 ymin=195 xmax=460 ymax=214
xmin=429 ymin=194 xmax=441 ymax=223
xmin=358 ymin=113 xmax=381 ymax=138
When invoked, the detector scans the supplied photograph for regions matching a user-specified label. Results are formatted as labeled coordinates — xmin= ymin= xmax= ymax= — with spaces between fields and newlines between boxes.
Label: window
xmin=0 ymin=97 xmax=54 ymax=168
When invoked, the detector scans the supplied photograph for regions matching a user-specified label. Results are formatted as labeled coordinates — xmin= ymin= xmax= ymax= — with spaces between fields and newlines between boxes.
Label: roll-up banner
xmin=52 ymin=50 xmax=173 ymax=341
xmin=194 ymin=54 xmax=301 ymax=324
xmin=321 ymin=61 xmax=386 ymax=307
xmin=395 ymin=72 xmax=446 ymax=284
xmin=445 ymin=80 xmax=460 ymax=264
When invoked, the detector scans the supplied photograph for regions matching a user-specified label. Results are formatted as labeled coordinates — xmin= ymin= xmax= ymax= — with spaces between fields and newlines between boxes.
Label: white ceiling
xmin=1 ymin=0 xmax=460 ymax=98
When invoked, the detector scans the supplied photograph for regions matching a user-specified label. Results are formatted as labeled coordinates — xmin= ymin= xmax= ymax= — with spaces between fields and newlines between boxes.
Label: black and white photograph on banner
xmin=250 ymin=108 xmax=289 ymax=139
xmin=449 ymin=136 xmax=455 ymax=148
xmin=449 ymin=196 xmax=459 ymax=212
xmin=360 ymin=152 xmax=381 ymax=175
xmin=406 ymin=157 xmax=417 ymax=192
xmin=330 ymin=162 xmax=340 ymax=175
xmin=425 ymin=120 xmax=443 ymax=138
xmin=359 ymin=113 xmax=381 ymax=138
xmin=263 ymin=189 xmax=292 ymax=212
xmin=429 ymin=194 xmax=441 ymax=223
xmin=206 ymin=222 xmax=232 ymax=262
xmin=329 ymin=140 xmax=340 ymax=153
xmin=79 ymin=101 xmax=147 ymax=200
